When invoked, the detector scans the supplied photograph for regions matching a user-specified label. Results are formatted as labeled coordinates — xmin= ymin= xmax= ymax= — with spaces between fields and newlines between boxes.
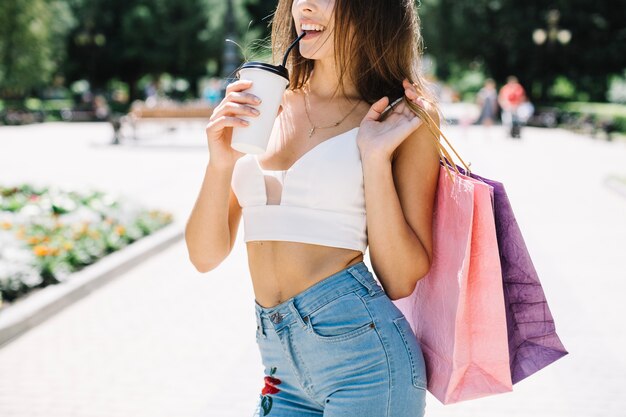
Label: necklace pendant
xmin=308 ymin=127 xmax=315 ymax=138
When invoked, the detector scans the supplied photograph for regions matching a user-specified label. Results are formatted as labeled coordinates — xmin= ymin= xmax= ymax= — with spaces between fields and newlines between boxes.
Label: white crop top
xmin=230 ymin=121 xmax=368 ymax=254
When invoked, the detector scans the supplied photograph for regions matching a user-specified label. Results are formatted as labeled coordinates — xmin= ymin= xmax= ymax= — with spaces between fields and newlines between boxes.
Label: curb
xmin=0 ymin=221 xmax=184 ymax=348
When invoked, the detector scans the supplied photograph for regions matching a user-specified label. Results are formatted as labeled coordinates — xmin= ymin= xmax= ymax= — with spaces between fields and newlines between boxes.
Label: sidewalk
xmin=0 ymin=122 xmax=624 ymax=417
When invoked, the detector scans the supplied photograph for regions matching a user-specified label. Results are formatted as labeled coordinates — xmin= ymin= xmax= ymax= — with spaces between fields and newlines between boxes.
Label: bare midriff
xmin=245 ymin=89 xmax=369 ymax=309
xmin=247 ymin=241 xmax=364 ymax=309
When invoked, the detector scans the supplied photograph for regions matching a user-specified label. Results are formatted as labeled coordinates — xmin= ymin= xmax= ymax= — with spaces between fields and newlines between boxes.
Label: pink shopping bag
xmin=392 ymin=165 xmax=512 ymax=404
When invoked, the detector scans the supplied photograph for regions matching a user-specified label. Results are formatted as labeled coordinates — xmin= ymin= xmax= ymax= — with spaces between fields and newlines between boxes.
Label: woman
xmin=185 ymin=0 xmax=441 ymax=415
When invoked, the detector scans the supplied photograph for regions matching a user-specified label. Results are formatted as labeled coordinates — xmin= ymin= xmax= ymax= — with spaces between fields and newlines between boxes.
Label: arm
xmin=361 ymin=103 xmax=440 ymax=300
xmin=185 ymin=79 xmax=260 ymax=273
xmin=185 ymin=161 xmax=242 ymax=273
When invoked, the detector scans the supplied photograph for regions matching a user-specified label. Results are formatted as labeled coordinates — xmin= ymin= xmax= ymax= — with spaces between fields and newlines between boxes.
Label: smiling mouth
xmin=300 ymin=23 xmax=326 ymax=40
xmin=301 ymin=23 xmax=326 ymax=32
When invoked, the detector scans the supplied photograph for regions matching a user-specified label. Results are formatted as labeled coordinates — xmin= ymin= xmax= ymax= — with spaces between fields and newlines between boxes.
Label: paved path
xmin=0 ymin=122 xmax=624 ymax=417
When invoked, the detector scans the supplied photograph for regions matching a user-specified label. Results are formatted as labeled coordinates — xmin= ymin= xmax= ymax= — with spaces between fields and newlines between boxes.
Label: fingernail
xmin=254 ymin=96 xmax=262 ymax=103
xmin=252 ymin=108 xmax=260 ymax=115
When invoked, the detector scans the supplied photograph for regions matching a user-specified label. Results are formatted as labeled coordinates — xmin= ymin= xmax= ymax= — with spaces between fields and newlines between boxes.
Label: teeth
xmin=302 ymin=23 xmax=325 ymax=32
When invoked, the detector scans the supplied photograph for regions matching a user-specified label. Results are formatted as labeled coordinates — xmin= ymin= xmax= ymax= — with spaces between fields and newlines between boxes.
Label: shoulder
xmin=282 ymin=88 xmax=301 ymax=104
xmin=392 ymin=99 xmax=441 ymax=165
xmin=279 ymin=88 xmax=301 ymax=114
xmin=389 ymin=98 xmax=441 ymax=262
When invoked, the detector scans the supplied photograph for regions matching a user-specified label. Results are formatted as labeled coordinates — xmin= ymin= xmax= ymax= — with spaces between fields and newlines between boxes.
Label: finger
xmin=226 ymin=102 xmax=260 ymax=117
xmin=225 ymin=79 xmax=254 ymax=95
xmin=212 ymin=102 xmax=260 ymax=119
xmin=404 ymin=87 xmax=418 ymax=100
xmin=404 ymin=90 xmax=426 ymax=109
xmin=226 ymin=91 xmax=262 ymax=106
xmin=206 ymin=115 xmax=249 ymax=132
xmin=364 ymin=96 xmax=389 ymax=121
xmin=402 ymin=78 xmax=416 ymax=91
xmin=403 ymin=82 xmax=420 ymax=100
xmin=403 ymin=79 xmax=420 ymax=96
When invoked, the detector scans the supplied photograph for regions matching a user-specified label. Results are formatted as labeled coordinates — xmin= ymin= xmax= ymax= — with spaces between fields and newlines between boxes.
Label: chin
xmin=298 ymin=47 xmax=329 ymax=61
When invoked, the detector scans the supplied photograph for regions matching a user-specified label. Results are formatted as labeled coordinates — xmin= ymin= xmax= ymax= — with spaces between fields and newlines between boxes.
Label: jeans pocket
xmin=392 ymin=315 xmax=428 ymax=390
xmin=304 ymin=291 xmax=375 ymax=343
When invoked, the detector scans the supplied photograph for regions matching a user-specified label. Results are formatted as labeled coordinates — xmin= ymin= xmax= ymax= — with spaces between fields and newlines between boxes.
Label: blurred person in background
xmin=516 ymin=96 xmax=535 ymax=127
xmin=498 ymin=75 xmax=526 ymax=138
xmin=475 ymin=78 xmax=498 ymax=126
xmin=202 ymin=77 xmax=224 ymax=108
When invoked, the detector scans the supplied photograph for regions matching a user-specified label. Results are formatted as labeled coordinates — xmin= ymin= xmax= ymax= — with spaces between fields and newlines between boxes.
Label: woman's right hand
xmin=205 ymin=79 xmax=262 ymax=169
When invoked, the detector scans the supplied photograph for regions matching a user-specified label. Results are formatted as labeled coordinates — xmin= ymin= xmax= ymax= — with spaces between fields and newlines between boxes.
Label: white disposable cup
xmin=230 ymin=63 xmax=289 ymax=154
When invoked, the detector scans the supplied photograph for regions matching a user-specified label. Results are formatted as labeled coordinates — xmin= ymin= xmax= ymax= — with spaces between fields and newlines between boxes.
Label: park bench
xmin=112 ymin=100 xmax=214 ymax=144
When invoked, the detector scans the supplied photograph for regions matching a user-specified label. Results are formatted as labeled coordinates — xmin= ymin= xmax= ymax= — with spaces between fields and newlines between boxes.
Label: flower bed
xmin=0 ymin=184 xmax=173 ymax=309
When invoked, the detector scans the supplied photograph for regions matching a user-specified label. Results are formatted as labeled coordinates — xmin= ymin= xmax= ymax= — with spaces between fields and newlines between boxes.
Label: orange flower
xmin=0 ymin=221 xmax=12 ymax=230
xmin=115 ymin=225 xmax=126 ymax=236
xmin=33 ymin=245 xmax=53 ymax=257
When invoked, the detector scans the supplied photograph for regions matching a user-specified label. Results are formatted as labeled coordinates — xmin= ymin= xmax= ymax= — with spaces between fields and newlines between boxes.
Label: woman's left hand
xmin=357 ymin=78 xmax=426 ymax=162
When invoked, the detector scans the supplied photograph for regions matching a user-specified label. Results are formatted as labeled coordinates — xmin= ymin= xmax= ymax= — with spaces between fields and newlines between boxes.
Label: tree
xmin=0 ymin=0 xmax=73 ymax=97
xmin=243 ymin=0 xmax=277 ymax=42
xmin=64 ymin=0 xmax=213 ymax=100
xmin=419 ymin=0 xmax=626 ymax=102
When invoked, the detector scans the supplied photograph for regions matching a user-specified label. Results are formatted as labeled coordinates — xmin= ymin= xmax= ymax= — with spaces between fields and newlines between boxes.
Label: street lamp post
xmin=74 ymin=23 xmax=107 ymax=93
xmin=533 ymin=10 xmax=572 ymax=47
xmin=532 ymin=9 xmax=572 ymax=101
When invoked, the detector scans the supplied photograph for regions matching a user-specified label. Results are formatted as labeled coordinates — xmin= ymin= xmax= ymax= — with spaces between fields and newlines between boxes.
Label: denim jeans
xmin=252 ymin=261 xmax=427 ymax=417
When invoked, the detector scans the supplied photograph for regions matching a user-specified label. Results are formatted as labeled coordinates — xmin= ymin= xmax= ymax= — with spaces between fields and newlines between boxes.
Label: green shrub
xmin=0 ymin=184 xmax=174 ymax=305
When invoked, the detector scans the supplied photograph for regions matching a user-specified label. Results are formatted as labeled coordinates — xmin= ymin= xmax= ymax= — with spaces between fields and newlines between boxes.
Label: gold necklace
xmin=303 ymin=84 xmax=361 ymax=139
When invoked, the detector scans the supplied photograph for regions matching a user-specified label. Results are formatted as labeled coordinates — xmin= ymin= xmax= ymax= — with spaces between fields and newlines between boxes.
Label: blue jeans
xmin=252 ymin=261 xmax=427 ymax=417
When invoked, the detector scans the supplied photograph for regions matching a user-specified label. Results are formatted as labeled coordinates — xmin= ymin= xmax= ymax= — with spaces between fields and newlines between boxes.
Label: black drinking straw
xmin=282 ymin=32 xmax=307 ymax=67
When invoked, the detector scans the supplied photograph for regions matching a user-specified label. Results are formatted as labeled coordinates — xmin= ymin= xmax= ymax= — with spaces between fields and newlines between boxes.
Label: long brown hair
xmin=271 ymin=0 xmax=437 ymax=108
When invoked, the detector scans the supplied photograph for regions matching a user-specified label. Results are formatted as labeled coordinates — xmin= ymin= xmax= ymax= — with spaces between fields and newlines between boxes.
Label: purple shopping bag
xmin=467 ymin=170 xmax=569 ymax=384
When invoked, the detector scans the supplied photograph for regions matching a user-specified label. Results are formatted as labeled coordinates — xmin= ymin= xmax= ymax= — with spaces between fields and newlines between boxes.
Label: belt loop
xmin=348 ymin=264 xmax=379 ymax=296
xmin=255 ymin=308 xmax=266 ymax=337
xmin=288 ymin=301 xmax=308 ymax=330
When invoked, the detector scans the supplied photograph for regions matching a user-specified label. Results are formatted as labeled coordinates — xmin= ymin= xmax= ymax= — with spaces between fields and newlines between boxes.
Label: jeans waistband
xmin=254 ymin=261 xmax=383 ymax=332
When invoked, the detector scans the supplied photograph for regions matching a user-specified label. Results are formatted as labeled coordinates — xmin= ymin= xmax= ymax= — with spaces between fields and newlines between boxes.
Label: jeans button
xmin=270 ymin=312 xmax=283 ymax=324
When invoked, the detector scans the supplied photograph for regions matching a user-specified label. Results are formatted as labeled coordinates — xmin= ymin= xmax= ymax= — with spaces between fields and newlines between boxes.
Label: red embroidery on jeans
xmin=260 ymin=366 xmax=282 ymax=415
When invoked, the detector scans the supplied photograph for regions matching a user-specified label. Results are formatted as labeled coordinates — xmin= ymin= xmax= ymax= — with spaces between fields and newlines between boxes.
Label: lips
xmin=302 ymin=31 xmax=323 ymax=40
xmin=300 ymin=20 xmax=326 ymax=40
